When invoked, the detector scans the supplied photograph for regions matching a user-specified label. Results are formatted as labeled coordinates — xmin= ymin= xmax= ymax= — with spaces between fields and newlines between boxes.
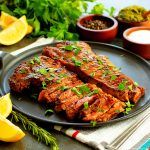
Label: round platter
xmin=0 ymin=41 xmax=150 ymax=127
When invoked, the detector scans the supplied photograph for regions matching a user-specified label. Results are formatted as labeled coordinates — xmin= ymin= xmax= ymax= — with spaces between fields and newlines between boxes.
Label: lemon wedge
xmin=0 ymin=11 xmax=33 ymax=34
xmin=0 ymin=114 xmax=25 ymax=142
xmin=0 ymin=93 xmax=12 ymax=118
xmin=0 ymin=15 xmax=28 ymax=45
xmin=0 ymin=11 xmax=17 ymax=28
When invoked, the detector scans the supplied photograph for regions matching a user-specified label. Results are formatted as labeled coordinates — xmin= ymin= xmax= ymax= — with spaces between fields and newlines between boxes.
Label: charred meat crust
xmin=43 ymin=41 xmax=144 ymax=103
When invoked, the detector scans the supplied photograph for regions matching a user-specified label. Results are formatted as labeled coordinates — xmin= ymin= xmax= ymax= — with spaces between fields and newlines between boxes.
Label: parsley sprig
xmin=0 ymin=1 xmax=115 ymax=40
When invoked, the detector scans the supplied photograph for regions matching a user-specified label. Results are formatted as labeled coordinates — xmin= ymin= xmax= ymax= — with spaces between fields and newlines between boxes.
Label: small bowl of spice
xmin=116 ymin=5 xmax=150 ymax=36
xmin=123 ymin=27 xmax=150 ymax=59
xmin=77 ymin=14 xmax=118 ymax=42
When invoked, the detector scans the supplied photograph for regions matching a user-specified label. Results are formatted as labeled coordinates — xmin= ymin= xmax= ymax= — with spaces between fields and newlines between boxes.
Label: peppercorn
xmin=82 ymin=19 xmax=110 ymax=30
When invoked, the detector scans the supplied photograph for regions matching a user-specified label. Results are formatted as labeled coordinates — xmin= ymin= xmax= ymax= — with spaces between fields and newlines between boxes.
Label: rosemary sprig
xmin=11 ymin=111 xmax=59 ymax=150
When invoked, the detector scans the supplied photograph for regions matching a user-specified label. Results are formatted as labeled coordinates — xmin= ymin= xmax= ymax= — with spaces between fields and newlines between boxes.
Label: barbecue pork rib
xmin=43 ymin=41 xmax=144 ymax=103
xmin=9 ymin=55 xmax=125 ymax=121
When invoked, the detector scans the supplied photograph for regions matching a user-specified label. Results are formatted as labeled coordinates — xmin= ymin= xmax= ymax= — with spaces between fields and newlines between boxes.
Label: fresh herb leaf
xmin=82 ymin=57 xmax=88 ymax=62
xmin=84 ymin=102 xmax=89 ymax=109
xmin=34 ymin=56 xmax=41 ymax=64
xmin=77 ymin=84 xmax=91 ymax=94
xmin=88 ymin=89 xmax=99 ymax=96
xmin=128 ymin=85 xmax=133 ymax=91
xmin=134 ymin=82 xmax=139 ymax=86
xmin=56 ymin=79 xmax=61 ymax=84
xmin=124 ymin=101 xmax=134 ymax=114
xmin=74 ymin=47 xmax=81 ymax=55
xmin=60 ymin=86 xmax=69 ymax=91
xmin=118 ymin=80 xmax=128 ymax=91
xmin=111 ymin=75 xmax=117 ymax=80
xmin=90 ymin=72 xmax=95 ymax=77
xmin=19 ymin=69 xmax=27 ymax=74
xmin=63 ymin=45 xmax=75 ymax=51
xmin=71 ymin=57 xmax=82 ymax=67
xmin=50 ymin=73 xmax=56 ymax=77
xmin=42 ymin=81 xmax=47 ymax=89
xmin=45 ymin=109 xmax=54 ymax=116
xmin=38 ymin=68 xmax=48 ymax=75
xmin=97 ymin=59 xmax=103 ymax=65
xmin=58 ymin=73 xmax=67 ymax=78
xmin=71 ymin=87 xmax=82 ymax=96
xmin=30 ymin=59 xmax=34 ymax=65
xmin=90 ymin=120 xmax=97 ymax=127
xmin=98 ymin=65 xmax=103 ymax=70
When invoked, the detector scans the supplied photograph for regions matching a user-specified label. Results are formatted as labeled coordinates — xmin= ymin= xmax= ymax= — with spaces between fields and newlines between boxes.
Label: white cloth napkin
xmin=11 ymin=38 xmax=150 ymax=150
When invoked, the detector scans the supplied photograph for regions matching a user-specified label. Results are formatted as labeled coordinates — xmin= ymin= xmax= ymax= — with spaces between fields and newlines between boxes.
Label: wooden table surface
xmin=0 ymin=1 xmax=149 ymax=150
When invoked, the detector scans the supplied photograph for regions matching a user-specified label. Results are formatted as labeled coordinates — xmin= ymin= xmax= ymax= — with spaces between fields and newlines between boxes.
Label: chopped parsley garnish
xmin=97 ymin=58 xmax=103 ymax=65
xmin=46 ymin=77 xmax=54 ymax=81
xmin=77 ymin=84 xmax=91 ymax=94
xmin=71 ymin=57 xmax=82 ymax=67
xmin=62 ymin=45 xmax=81 ymax=55
xmin=82 ymin=57 xmax=88 ymax=62
xmin=98 ymin=65 xmax=103 ymax=70
xmin=128 ymin=85 xmax=133 ymax=91
xmin=38 ymin=68 xmax=48 ymax=75
xmin=111 ymin=75 xmax=117 ymax=80
xmin=58 ymin=73 xmax=67 ymax=78
xmin=71 ymin=87 xmax=82 ymax=96
xmin=134 ymin=82 xmax=139 ymax=86
xmin=88 ymin=89 xmax=99 ymax=97
xmin=90 ymin=120 xmax=97 ymax=127
xmin=50 ymin=73 xmax=55 ymax=77
xmin=124 ymin=101 xmax=134 ymax=114
xmin=56 ymin=79 xmax=61 ymax=83
xmin=90 ymin=72 xmax=95 ymax=77
xmin=63 ymin=45 xmax=75 ymax=51
xmin=42 ymin=81 xmax=47 ymax=89
xmin=34 ymin=56 xmax=41 ymax=64
xmin=60 ymin=86 xmax=69 ymax=91
xmin=102 ymin=70 xmax=111 ymax=77
xmin=45 ymin=109 xmax=54 ymax=116
xmin=19 ymin=69 xmax=27 ymax=74
xmin=118 ymin=80 xmax=128 ymax=91
xmin=74 ymin=47 xmax=81 ymax=55
xmin=30 ymin=59 xmax=34 ymax=65
xmin=84 ymin=102 xmax=89 ymax=109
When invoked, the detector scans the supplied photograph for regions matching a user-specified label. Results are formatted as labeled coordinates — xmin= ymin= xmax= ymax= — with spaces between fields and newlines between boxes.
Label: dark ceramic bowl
xmin=116 ymin=17 xmax=150 ymax=37
xmin=123 ymin=27 xmax=150 ymax=59
xmin=77 ymin=14 xmax=118 ymax=42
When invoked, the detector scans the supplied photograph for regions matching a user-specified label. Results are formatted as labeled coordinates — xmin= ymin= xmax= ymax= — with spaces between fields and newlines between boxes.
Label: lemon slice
xmin=0 ymin=11 xmax=33 ymax=34
xmin=0 ymin=93 xmax=12 ymax=118
xmin=0 ymin=114 xmax=25 ymax=142
xmin=0 ymin=15 xmax=28 ymax=45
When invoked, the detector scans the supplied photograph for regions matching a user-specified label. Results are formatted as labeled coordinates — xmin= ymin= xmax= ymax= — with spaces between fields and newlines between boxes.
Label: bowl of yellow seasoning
xmin=116 ymin=5 xmax=150 ymax=36
xmin=123 ymin=27 xmax=150 ymax=59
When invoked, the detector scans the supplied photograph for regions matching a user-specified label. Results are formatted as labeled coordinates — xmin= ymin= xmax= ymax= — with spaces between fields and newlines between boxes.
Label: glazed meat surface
xmin=43 ymin=41 xmax=145 ymax=103
xmin=9 ymin=55 xmax=125 ymax=122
